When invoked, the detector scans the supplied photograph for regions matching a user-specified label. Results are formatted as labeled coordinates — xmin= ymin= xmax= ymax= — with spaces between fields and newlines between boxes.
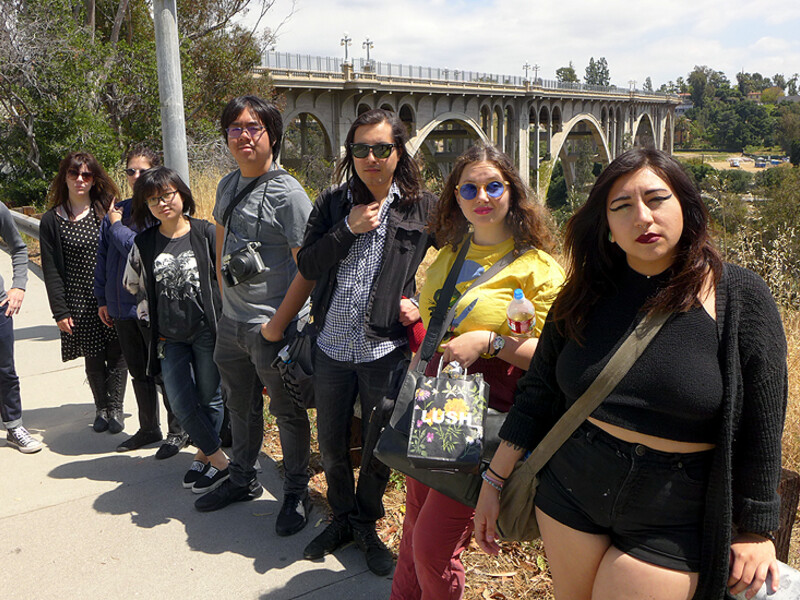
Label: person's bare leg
xmin=592 ymin=546 xmax=698 ymax=600
xmin=536 ymin=507 xmax=612 ymax=600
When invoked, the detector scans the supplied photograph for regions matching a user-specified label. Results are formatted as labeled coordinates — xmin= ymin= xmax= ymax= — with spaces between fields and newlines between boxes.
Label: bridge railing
xmin=262 ymin=51 xmax=673 ymax=98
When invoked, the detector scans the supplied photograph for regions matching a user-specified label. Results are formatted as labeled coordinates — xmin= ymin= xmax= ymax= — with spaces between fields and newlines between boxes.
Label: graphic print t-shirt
xmin=154 ymin=232 xmax=205 ymax=341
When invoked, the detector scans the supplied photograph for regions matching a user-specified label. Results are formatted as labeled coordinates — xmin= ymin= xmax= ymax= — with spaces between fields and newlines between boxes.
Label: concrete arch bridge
xmin=260 ymin=52 xmax=680 ymax=196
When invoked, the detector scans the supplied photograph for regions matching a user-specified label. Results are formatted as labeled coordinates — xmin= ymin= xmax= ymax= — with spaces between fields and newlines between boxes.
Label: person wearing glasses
xmin=390 ymin=143 xmax=564 ymax=600
xmin=194 ymin=96 xmax=316 ymax=539
xmin=296 ymin=108 xmax=437 ymax=576
xmin=94 ymin=146 xmax=189 ymax=457
xmin=123 ymin=167 xmax=228 ymax=494
xmin=41 ymin=151 xmax=128 ymax=434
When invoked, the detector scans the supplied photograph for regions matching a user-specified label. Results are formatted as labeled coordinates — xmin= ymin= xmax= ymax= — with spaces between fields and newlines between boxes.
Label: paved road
xmin=1 ymin=247 xmax=393 ymax=599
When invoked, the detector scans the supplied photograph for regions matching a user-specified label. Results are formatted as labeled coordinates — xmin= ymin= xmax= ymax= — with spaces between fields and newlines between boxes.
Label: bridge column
xmin=517 ymin=119 xmax=530 ymax=187
xmin=529 ymin=122 xmax=540 ymax=192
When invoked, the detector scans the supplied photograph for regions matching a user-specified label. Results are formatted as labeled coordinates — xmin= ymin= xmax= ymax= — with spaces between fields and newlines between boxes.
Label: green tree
xmin=643 ymin=76 xmax=653 ymax=92
xmin=556 ymin=62 xmax=579 ymax=84
xmin=760 ymin=86 xmax=785 ymax=104
xmin=788 ymin=74 xmax=799 ymax=96
xmin=791 ymin=140 xmax=800 ymax=166
xmin=773 ymin=73 xmax=787 ymax=90
xmin=584 ymin=57 xmax=610 ymax=86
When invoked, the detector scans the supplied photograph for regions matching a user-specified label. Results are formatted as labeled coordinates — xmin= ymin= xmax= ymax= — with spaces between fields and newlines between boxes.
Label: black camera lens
xmin=228 ymin=254 xmax=251 ymax=279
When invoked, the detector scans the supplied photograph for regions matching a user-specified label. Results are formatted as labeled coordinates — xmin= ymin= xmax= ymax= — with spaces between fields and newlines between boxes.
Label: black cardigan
xmin=127 ymin=218 xmax=221 ymax=376
xmin=40 ymin=206 xmax=105 ymax=321
xmin=297 ymin=182 xmax=437 ymax=341
xmin=501 ymin=263 xmax=787 ymax=600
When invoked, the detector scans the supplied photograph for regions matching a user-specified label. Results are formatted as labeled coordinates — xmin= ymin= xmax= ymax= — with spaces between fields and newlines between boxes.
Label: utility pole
xmin=153 ymin=0 xmax=190 ymax=185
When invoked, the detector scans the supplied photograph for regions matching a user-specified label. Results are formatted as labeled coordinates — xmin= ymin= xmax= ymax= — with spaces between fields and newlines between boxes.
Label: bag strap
xmin=418 ymin=240 xmax=525 ymax=366
xmin=513 ymin=310 xmax=671 ymax=478
xmin=221 ymin=168 xmax=287 ymax=227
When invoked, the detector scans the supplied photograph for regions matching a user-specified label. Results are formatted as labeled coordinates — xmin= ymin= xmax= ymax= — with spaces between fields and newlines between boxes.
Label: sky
xmin=251 ymin=0 xmax=800 ymax=89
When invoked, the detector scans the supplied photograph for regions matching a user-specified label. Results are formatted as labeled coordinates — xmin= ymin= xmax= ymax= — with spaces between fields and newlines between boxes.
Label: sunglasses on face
xmin=124 ymin=167 xmax=149 ymax=177
xmin=147 ymin=189 xmax=179 ymax=207
xmin=350 ymin=142 xmax=395 ymax=159
xmin=226 ymin=125 xmax=265 ymax=139
xmin=67 ymin=169 xmax=94 ymax=182
xmin=458 ymin=181 xmax=507 ymax=200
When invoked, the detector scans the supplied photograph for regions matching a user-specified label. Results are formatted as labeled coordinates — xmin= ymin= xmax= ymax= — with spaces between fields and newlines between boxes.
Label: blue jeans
xmin=314 ymin=346 xmax=407 ymax=526
xmin=160 ymin=325 xmax=223 ymax=457
xmin=0 ymin=310 xmax=22 ymax=429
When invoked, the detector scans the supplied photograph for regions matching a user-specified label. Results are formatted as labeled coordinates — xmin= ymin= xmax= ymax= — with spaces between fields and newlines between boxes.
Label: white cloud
xmin=256 ymin=0 xmax=800 ymax=85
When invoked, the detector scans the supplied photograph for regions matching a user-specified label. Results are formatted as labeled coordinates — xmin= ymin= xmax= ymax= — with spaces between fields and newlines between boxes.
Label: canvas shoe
xmin=182 ymin=460 xmax=210 ymax=488
xmin=191 ymin=465 xmax=229 ymax=494
xmin=155 ymin=432 xmax=190 ymax=460
xmin=6 ymin=426 xmax=43 ymax=454
xmin=116 ymin=429 xmax=162 ymax=452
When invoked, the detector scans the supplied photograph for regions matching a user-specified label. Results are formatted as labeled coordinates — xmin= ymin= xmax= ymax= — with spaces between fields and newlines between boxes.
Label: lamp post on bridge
xmin=533 ymin=63 xmax=540 ymax=84
xmin=363 ymin=38 xmax=373 ymax=62
xmin=341 ymin=33 xmax=352 ymax=64
xmin=523 ymin=61 xmax=530 ymax=81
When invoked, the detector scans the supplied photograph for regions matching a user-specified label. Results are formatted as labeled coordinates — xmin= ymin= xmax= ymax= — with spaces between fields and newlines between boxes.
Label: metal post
xmin=153 ymin=0 xmax=190 ymax=186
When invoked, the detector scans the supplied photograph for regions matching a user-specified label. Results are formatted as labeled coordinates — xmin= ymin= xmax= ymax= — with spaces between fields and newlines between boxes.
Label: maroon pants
xmin=390 ymin=477 xmax=476 ymax=600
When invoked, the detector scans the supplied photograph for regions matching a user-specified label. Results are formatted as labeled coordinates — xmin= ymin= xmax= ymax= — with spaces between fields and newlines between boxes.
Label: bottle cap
xmin=513 ymin=288 xmax=524 ymax=300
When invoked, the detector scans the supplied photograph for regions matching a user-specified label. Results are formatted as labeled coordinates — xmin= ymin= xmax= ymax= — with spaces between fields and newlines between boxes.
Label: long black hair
xmin=552 ymin=147 xmax=722 ymax=341
xmin=131 ymin=167 xmax=195 ymax=230
xmin=334 ymin=108 xmax=423 ymax=206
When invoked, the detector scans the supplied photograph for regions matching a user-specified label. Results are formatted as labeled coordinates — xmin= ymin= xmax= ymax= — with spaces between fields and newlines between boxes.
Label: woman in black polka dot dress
xmin=40 ymin=152 xmax=128 ymax=434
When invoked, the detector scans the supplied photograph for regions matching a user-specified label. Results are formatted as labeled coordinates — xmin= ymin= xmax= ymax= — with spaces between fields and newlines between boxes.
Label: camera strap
xmin=221 ymin=168 xmax=288 ymax=228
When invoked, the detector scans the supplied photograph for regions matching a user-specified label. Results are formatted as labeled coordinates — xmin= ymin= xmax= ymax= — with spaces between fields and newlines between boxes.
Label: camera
xmin=221 ymin=241 xmax=266 ymax=287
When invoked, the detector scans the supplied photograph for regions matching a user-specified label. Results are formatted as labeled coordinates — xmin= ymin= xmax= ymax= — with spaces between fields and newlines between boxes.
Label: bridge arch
xmin=632 ymin=112 xmax=656 ymax=148
xmin=280 ymin=110 xmax=335 ymax=174
xmin=408 ymin=112 xmax=490 ymax=177
xmin=546 ymin=113 xmax=611 ymax=194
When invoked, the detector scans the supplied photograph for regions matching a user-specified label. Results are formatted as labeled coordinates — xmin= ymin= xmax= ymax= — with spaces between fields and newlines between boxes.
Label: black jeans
xmin=314 ymin=346 xmax=406 ymax=527
xmin=114 ymin=319 xmax=182 ymax=435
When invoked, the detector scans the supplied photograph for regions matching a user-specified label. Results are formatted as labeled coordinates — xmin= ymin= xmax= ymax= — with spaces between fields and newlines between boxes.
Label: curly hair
xmin=125 ymin=144 xmax=161 ymax=168
xmin=429 ymin=143 xmax=556 ymax=256
xmin=47 ymin=151 xmax=118 ymax=220
xmin=552 ymin=147 xmax=722 ymax=341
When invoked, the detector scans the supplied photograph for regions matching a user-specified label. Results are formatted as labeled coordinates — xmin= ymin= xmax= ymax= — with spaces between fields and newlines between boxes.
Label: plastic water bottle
xmin=507 ymin=288 xmax=535 ymax=336
xmin=730 ymin=561 xmax=800 ymax=599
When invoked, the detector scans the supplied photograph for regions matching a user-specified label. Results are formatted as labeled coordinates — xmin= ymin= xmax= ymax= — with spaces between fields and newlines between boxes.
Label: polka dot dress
xmin=57 ymin=210 xmax=117 ymax=362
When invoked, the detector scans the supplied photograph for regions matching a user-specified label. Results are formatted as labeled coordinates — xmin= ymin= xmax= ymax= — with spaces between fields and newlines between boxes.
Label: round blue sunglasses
xmin=458 ymin=180 xmax=507 ymax=200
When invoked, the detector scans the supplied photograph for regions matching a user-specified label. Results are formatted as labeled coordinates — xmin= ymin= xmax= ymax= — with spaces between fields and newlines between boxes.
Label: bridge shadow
xmin=46 ymin=451 xmax=380 ymax=596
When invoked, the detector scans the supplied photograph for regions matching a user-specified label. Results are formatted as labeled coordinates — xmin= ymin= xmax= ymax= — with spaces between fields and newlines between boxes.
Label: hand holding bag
xmin=495 ymin=310 xmax=671 ymax=541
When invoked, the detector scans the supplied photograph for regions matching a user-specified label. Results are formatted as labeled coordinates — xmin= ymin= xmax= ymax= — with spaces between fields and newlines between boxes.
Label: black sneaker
xmin=6 ymin=426 xmax=43 ymax=454
xmin=303 ymin=519 xmax=353 ymax=560
xmin=183 ymin=460 xmax=210 ymax=489
xmin=116 ymin=429 xmax=162 ymax=452
xmin=155 ymin=432 xmax=189 ymax=460
xmin=194 ymin=477 xmax=263 ymax=512
xmin=353 ymin=524 xmax=394 ymax=576
xmin=191 ymin=465 xmax=229 ymax=494
xmin=275 ymin=491 xmax=310 ymax=537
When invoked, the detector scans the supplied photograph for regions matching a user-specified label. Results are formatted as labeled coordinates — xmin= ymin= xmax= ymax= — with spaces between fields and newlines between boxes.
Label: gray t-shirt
xmin=212 ymin=166 xmax=312 ymax=324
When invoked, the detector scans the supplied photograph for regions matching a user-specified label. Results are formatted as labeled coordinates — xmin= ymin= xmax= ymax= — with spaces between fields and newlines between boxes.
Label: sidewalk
xmin=0 ymin=248 xmax=393 ymax=599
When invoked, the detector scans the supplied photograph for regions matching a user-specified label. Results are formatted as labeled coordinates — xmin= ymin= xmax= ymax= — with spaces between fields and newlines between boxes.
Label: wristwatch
xmin=489 ymin=334 xmax=505 ymax=357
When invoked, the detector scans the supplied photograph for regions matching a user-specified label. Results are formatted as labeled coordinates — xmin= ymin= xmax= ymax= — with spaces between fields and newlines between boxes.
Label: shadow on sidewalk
xmin=46 ymin=450 xmax=382 ymax=597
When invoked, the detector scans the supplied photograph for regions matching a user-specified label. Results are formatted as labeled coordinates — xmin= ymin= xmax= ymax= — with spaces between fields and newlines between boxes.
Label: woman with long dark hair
xmin=390 ymin=143 xmax=565 ymax=600
xmin=41 ymin=151 xmax=127 ymax=434
xmin=474 ymin=148 xmax=786 ymax=600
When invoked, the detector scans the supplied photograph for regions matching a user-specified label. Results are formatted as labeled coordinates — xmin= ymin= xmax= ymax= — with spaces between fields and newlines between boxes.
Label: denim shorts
xmin=535 ymin=420 xmax=712 ymax=572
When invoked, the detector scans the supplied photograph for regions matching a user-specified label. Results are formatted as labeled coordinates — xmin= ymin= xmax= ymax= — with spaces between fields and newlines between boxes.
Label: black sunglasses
xmin=124 ymin=167 xmax=150 ymax=177
xmin=350 ymin=142 xmax=395 ymax=159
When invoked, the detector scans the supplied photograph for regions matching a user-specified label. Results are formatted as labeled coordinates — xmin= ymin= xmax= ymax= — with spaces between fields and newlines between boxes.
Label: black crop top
xmin=555 ymin=267 xmax=723 ymax=443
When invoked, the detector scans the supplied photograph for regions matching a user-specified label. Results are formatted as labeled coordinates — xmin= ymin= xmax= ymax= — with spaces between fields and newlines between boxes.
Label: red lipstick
xmin=636 ymin=233 xmax=660 ymax=243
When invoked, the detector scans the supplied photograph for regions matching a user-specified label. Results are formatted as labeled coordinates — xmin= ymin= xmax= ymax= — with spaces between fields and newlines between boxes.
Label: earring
xmin=608 ymin=231 xmax=613 ymax=243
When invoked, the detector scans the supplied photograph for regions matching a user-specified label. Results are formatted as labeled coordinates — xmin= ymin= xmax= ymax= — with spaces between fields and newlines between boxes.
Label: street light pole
xmin=153 ymin=0 xmax=190 ymax=186
xmin=341 ymin=33 xmax=352 ymax=63
xmin=533 ymin=63 xmax=540 ymax=83
xmin=523 ymin=61 xmax=530 ymax=80
xmin=363 ymin=37 xmax=373 ymax=62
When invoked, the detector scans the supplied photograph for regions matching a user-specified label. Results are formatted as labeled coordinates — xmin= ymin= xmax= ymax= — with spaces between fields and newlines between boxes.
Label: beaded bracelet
xmin=481 ymin=470 xmax=504 ymax=492
xmin=487 ymin=466 xmax=507 ymax=481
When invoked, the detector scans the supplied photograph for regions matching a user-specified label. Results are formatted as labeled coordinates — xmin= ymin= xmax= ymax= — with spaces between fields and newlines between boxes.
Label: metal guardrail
xmin=10 ymin=210 xmax=40 ymax=239
xmin=262 ymin=51 xmax=674 ymax=98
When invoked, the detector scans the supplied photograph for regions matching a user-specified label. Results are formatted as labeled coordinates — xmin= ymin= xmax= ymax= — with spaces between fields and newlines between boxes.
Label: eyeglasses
xmin=147 ymin=189 xmax=179 ymax=207
xmin=350 ymin=142 xmax=395 ymax=159
xmin=226 ymin=125 xmax=265 ymax=139
xmin=67 ymin=169 xmax=94 ymax=182
xmin=458 ymin=181 xmax=507 ymax=200
xmin=124 ymin=167 xmax=149 ymax=177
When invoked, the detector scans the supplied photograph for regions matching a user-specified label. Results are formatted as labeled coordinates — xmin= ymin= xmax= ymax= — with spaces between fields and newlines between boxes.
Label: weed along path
xmin=0 ymin=248 xmax=391 ymax=600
